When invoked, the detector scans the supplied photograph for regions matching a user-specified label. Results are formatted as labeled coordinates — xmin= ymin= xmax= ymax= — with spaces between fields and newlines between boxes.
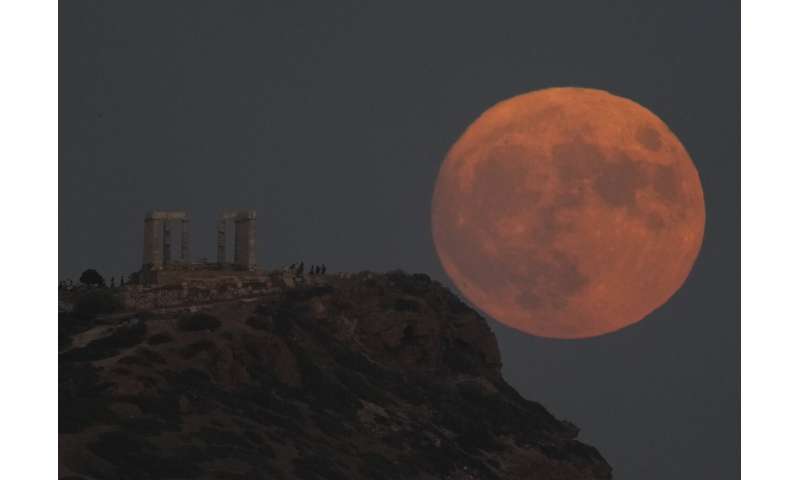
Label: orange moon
xmin=431 ymin=87 xmax=705 ymax=339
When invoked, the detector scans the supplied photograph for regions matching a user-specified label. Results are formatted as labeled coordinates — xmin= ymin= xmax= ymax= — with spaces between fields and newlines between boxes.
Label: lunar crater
xmin=513 ymin=249 xmax=588 ymax=311
xmin=636 ymin=125 xmax=663 ymax=151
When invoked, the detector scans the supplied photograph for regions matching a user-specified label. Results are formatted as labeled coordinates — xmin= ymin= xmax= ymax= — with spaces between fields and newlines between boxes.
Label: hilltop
xmin=59 ymin=271 xmax=611 ymax=479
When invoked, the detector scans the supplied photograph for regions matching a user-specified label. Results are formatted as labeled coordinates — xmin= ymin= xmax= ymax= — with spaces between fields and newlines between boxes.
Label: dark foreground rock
xmin=59 ymin=271 xmax=612 ymax=479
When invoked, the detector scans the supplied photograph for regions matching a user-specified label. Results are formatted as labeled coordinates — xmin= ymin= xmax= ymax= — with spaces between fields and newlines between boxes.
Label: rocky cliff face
xmin=59 ymin=271 xmax=611 ymax=479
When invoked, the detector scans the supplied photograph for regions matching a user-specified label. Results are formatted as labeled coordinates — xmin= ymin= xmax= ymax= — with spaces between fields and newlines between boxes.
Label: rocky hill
xmin=59 ymin=271 xmax=612 ymax=479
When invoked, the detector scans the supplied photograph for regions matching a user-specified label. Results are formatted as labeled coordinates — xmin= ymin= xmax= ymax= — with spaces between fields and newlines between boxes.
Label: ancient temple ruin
xmin=139 ymin=209 xmax=259 ymax=285
xmin=142 ymin=210 xmax=191 ymax=270
xmin=216 ymin=210 xmax=257 ymax=270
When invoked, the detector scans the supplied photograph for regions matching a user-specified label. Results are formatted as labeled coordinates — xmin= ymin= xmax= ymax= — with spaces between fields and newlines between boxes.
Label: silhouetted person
xmin=298 ymin=262 xmax=304 ymax=274
xmin=120 ymin=276 xmax=126 ymax=287
xmin=321 ymin=265 xmax=327 ymax=275
xmin=110 ymin=277 xmax=116 ymax=288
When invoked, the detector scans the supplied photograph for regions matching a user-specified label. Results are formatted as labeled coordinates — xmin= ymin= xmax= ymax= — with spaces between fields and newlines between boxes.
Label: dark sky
xmin=60 ymin=2 xmax=739 ymax=478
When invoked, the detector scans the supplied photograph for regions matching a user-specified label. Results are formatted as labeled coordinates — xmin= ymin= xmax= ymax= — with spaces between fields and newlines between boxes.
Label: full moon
xmin=431 ymin=87 xmax=705 ymax=339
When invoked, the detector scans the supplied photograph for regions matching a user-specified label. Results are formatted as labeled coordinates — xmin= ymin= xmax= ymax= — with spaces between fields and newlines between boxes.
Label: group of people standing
xmin=58 ymin=270 xmax=128 ymax=291
xmin=286 ymin=261 xmax=327 ymax=275
xmin=58 ymin=276 xmax=126 ymax=290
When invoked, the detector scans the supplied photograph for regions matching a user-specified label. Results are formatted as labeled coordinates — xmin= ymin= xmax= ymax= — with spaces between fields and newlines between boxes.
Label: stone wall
xmin=120 ymin=271 xmax=331 ymax=311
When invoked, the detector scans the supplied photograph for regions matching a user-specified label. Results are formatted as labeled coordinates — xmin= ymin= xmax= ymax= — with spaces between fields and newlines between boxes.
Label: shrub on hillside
xmin=79 ymin=269 xmax=106 ymax=287
xmin=177 ymin=313 xmax=221 ymax=332
xmin=73 ymin=290 xmax=123 ymax=319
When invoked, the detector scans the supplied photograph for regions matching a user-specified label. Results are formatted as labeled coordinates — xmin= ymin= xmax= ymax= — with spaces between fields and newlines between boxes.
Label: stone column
xmin=217 ymin=219 xmax=227 ymax=265
xmin=235 ymin=211 xmax=257 ymax=270
xmin=143 ymin=217 xmax=163 ymax=269
xmin=163 ymin=221 xmax=172 ymax=265
xmin=233 ymin=223 xmax=240 ymax=266
xmin=180 ymin=219 xmax=190 ymax=262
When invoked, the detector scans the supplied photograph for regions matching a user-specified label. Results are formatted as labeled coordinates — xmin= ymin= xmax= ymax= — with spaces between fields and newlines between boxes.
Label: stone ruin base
xmin=121 ymin=269 xmax=332 ymax=312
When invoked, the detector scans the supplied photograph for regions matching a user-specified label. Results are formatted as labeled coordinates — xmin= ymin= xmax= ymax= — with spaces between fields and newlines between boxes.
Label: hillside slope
xmin=59 ymin=271 xmax=612 ymax=479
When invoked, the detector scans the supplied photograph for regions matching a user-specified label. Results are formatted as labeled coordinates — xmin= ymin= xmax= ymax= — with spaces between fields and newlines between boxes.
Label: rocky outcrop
xmin=59 ymin=270 xmax=612 ymax=479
